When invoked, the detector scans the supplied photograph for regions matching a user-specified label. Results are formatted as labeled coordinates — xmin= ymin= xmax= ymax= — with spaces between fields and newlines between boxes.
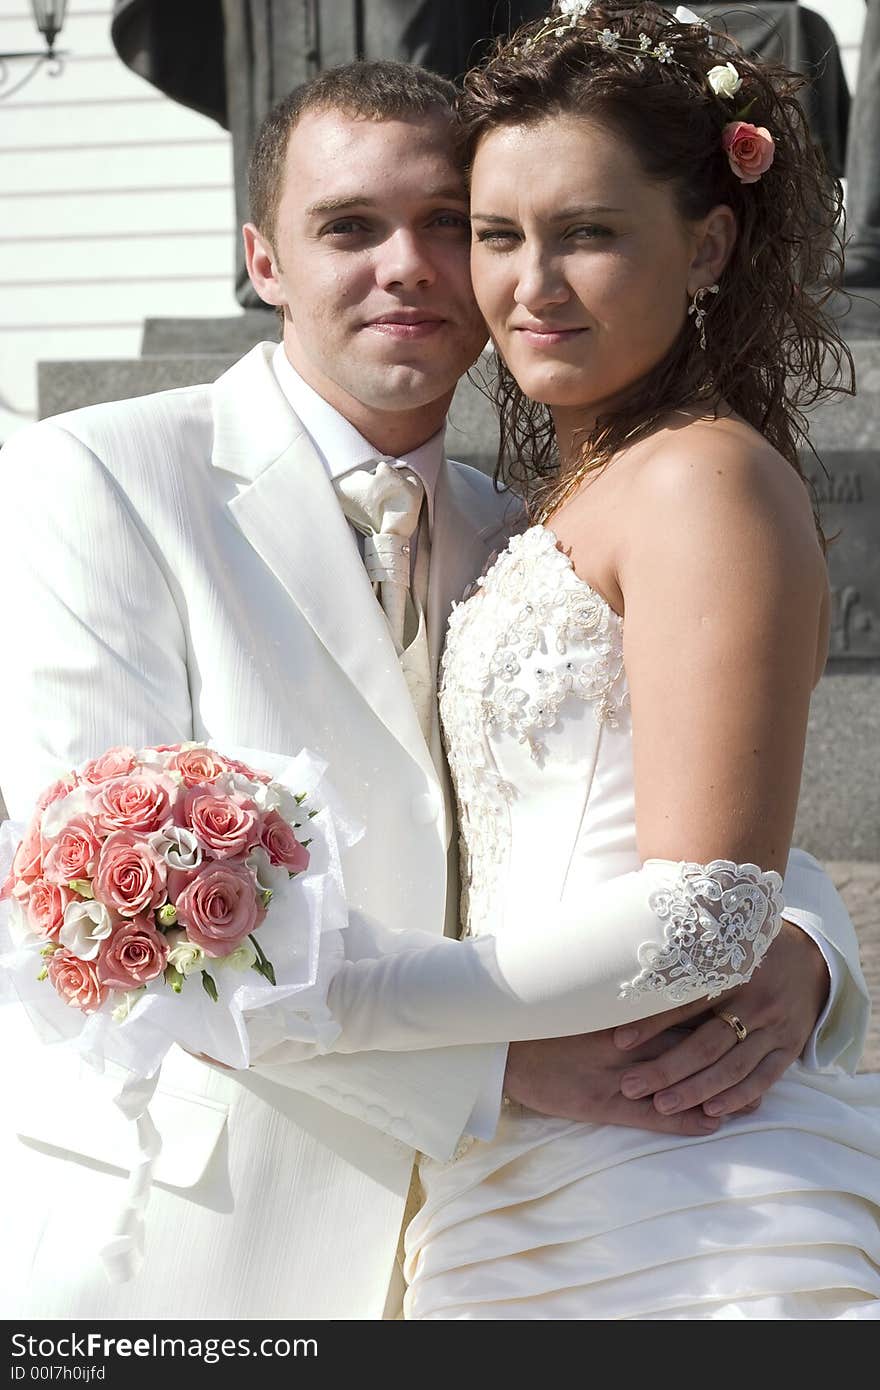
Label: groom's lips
xmin=364 ymin=312 xmax=448 ymax=340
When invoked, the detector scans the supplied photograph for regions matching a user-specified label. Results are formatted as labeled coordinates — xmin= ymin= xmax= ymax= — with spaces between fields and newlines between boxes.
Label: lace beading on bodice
xmin=439 ymin=525 xmax=629 ymax=939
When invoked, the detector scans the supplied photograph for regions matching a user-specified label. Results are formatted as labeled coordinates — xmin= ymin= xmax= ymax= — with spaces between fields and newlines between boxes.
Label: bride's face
xmin=469 ymin=114 xmax=707 ymax=427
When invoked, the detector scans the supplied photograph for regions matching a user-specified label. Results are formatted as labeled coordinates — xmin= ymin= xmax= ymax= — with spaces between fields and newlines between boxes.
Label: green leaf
xmin=294 ymin=791 xmax=308 ymax=805
xmin=201 ymin=970 xmax=219 ymax=1003
xmin=307 ymin=808 xmax=319 ymax=819
xmin=260 ymin=889 xmax=273 ymax=909
xmin=36 ymin=967 xmax=48 ymax=983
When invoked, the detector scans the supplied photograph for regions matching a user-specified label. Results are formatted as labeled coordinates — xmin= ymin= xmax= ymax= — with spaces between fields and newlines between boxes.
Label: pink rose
xmin=94 ymin=831 xmax=168 ymax=917
xmin=175 ymin=862 xmax=259 ymax=955
xmin=259 ymin=812 xmax=310 ymax=874
xmin=94 ymin=771 xmax=175 ymax=835
xmin=48 ymin=949 xmax=109 ymax=1013
xmin=96 ymin=916 xmax=169 ymax=989
xmin=26 ymin=878 xmax=71 ymax=939
xmin=42 ymin=816 xmax=101 ymax=886
xmin=722 ymin=121 xmax=775 ymax=184
xmin=35 ymin=774 xmax=79 ymax=814
xmin=168 ymin=746 xmax=230 ymax=788
xmin=180 ymin=787 xmax=257 ymax=859
xmin=81 ymin=746 xmax=137 ymax=784
xmin=226 ymin=757 xmax=273 ymax=785
xmin=10 ymin=818 xmax=44 ymax=895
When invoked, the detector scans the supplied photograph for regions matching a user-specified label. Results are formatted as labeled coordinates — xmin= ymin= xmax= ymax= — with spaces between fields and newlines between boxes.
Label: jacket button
xmin=411 ymin=791 xmax=439 ymax=825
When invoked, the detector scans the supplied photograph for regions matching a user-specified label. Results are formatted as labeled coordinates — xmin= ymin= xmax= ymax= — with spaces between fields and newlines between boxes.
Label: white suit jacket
xmin=0 ymin=343 xmax=870 ymax=1320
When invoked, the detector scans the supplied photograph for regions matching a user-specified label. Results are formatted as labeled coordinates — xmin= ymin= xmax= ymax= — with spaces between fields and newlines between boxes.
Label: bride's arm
xmin=302 ymin=430 xmax=843 ymax=1054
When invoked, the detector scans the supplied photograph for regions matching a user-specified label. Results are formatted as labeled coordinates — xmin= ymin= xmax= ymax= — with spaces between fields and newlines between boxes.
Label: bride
xmin=301 ymin=2 xmax=880 ymax=1318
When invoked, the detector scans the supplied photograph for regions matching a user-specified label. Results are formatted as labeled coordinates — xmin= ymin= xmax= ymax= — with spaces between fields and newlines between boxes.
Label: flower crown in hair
xmin=515 ymin=4 xmax=776 ymax=184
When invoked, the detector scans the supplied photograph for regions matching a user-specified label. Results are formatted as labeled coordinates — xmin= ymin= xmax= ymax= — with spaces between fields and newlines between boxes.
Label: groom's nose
xmin=374 ymin=228 xmax=437 ymax=292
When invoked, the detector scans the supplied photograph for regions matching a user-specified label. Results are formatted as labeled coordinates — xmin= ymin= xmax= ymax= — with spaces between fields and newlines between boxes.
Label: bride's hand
xmin=610 ymin=919 xmax=829 ymax=1118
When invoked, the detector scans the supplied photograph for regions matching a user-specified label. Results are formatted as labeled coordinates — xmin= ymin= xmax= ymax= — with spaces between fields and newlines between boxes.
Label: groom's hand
xmin=609 ymin=919 xmax=829 ymax=1120
xmin=503 ymin=1029 xmax=737 ymax=1135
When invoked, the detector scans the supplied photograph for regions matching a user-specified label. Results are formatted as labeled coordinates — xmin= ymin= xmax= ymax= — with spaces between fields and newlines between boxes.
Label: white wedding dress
xmin=404 ymin=525 xmax=880 ymax=1320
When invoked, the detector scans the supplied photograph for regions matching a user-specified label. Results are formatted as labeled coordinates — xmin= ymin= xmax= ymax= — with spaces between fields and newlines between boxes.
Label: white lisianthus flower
xmin=231 ymin=773 xmax=279 ymax=810
xmin=708 ymin=62 xmax=742 ymax=98
xmin=148 ymin=824 xmax=203 ymax=870
xmin=60 ymin=899 xmax=113 ymax=960
xmin=246 ymin=846 xmax=289 ymax=896
xmin=215 ymin=940 xmax=258 ymax=972
xmin=165 ymin=929 xmax=206 ymax=977
xmin=112 ymin=987 xmax=146 ymax=1022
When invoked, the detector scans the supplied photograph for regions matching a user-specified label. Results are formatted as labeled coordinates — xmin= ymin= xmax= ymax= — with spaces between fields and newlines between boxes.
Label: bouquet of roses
xmin=0 ymin=740 xmax=356 ymax=1278
xmin=0 ymin=741 xmax=353 ymax=1071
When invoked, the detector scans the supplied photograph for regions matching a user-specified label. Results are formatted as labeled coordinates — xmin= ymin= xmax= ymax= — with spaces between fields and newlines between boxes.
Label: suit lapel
xmin=211 ymin=345 xmax=437 ymax=785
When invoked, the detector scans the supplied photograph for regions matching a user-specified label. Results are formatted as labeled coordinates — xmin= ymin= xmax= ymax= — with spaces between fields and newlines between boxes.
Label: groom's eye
xmin=322 ymin=219 xmax=369 ymax=237
xmin=430 ymin=212 xmax=471 ymax=231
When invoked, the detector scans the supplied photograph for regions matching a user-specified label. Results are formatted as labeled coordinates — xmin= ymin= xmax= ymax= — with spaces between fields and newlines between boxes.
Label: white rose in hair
xmin=708 ymin=62 xmax=743 ymax=99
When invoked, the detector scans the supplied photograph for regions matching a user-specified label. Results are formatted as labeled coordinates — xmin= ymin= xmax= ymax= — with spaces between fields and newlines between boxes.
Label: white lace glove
xmin=260 ymin=859 xmax=783 ymax=1061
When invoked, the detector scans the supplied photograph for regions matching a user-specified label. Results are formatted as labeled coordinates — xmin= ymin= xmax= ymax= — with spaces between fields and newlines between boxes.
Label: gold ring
xmin=716 ymin=1011 xmax=748 ymax=1043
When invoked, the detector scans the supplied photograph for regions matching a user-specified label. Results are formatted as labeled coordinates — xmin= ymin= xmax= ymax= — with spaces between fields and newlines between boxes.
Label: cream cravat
xmin=336 ymin=460 xmax=433 ymax=742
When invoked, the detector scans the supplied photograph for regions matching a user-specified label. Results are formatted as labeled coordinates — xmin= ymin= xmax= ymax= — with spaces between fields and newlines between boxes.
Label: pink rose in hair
xmin=259 ymin=812 xmax=310 ymax=874
xmin=722 ymin=121 xmax=774 ymax=183
xmin=94 ymin=771 xmax=175 ymax=836
xmin=96 ymin=916 xmax=169 ymax=989
xmin=26 ymin=879 xmax=71 ymax=939
xmin=175 ymin=862 xmax=259 ymax=955
xmin=168 ymin=746 xmax=231 ymax=788
xmin=48 ymin=949 xmax=109 ymax=1013
xmin=94 ymin=832 xmax=168 ymax=918
xmin=180 ymin=788 xmax=257 ymax=859
xmin=42 ymin=816 xmax=101 ymax=886
xmin=81 ymin=746 xmax=137 ymax=784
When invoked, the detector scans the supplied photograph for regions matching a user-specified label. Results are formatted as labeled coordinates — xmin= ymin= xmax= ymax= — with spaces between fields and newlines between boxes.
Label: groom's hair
xmin=249 ymin=60 xmax=460 ymax=243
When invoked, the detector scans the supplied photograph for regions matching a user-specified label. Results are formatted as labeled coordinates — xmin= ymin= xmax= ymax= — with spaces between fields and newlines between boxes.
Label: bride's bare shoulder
xmin=620 ymin=411 xmax=820 ymax=549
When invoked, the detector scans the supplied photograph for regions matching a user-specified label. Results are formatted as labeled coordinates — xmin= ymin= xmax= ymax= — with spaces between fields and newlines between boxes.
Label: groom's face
xmin=245 ymin=107 xmax=487 ymax=423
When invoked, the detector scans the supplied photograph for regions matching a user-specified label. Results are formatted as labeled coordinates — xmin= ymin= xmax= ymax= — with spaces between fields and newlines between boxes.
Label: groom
xmin=0 ymin=60 xmax=869 ymax=1321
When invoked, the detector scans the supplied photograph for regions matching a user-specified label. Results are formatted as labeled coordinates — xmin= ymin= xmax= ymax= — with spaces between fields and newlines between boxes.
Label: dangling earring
xmin=688 ymin=284 xmax=720 ymax=350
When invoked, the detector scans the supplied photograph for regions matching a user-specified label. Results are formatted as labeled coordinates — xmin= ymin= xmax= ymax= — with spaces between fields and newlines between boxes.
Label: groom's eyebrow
xmin=306 ymin=187 xmax=469 ymax=218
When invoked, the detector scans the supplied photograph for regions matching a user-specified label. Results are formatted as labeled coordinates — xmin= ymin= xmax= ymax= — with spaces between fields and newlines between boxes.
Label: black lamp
xmin=0 ymin=0 xmax=68 ymax=101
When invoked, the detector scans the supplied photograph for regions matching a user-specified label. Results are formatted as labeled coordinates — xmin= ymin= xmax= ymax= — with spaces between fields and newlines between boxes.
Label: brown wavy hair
xmin=458 ymin=1 xmax=853 ymax=538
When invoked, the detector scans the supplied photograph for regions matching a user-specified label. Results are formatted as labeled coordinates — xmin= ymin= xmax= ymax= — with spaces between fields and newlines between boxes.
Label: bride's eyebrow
xmin=472 ymin=205 xmax=625 ymax=223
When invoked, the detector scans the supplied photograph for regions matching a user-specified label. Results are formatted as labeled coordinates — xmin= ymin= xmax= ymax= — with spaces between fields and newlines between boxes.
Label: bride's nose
xmin=513 ymin=245 xmax=570 ymax=314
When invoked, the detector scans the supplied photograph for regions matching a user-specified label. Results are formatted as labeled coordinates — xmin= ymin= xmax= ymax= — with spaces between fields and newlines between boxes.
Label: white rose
xmin=165 ymin=929 xmax=205 ymax=976
xmin=708 ymin=63 xmax=742 ymax=99
xmin=59 ymin=899 xmax=113 ymax=960
xmin=215 ymin=939 xmax=258 ymax=972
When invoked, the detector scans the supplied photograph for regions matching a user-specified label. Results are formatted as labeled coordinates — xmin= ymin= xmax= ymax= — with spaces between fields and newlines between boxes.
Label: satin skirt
xmin=404 ymin=1065 xmax=880 ymax=1320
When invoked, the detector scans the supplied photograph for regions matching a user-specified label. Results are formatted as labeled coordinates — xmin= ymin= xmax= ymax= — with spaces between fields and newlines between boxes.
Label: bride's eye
xmin=474 ymin=229 xmax=520 ymax=248
xmin=567 ymin=224 xmax=613 ymax=241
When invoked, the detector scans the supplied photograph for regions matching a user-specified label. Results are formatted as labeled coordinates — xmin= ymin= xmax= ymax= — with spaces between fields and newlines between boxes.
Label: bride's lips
xmin=364 ymin=312 xmax=448 ymax=340
xmin=512 ymin=324 xmax=589 ymax=348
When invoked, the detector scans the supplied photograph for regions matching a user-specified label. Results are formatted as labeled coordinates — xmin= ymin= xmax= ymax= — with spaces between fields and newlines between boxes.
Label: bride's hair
xmin=458 ymin=0 xmax=853 ymax=537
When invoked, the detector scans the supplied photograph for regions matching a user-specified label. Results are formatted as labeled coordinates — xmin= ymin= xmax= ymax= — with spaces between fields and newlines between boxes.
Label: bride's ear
xmin=687 ymin=204 xmax=737 ymax=295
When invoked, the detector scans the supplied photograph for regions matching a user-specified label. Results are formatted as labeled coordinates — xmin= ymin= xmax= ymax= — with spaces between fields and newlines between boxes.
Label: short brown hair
xmin=248 ymin=59 xmax=459 ymax=241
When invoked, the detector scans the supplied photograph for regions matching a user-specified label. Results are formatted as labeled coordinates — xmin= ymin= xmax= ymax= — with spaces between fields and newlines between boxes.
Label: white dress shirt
xmin=272 ymin=345 xmax=507 ymax=1136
